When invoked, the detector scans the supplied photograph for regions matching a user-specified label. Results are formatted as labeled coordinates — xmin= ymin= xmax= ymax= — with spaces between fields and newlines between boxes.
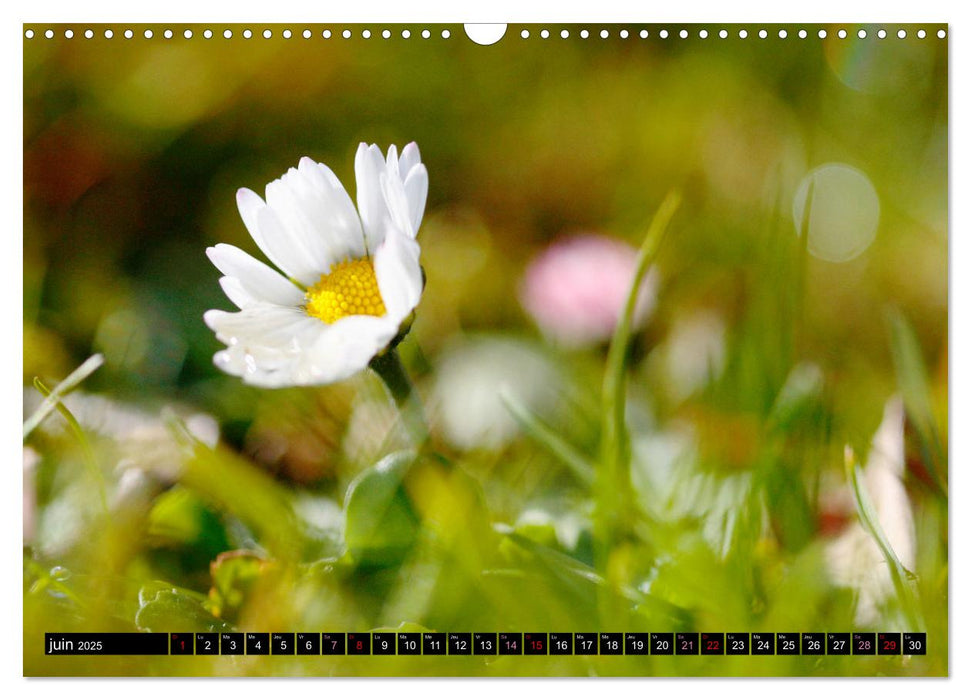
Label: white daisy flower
xmin=204 ymin=143 xmax=428 ymax=387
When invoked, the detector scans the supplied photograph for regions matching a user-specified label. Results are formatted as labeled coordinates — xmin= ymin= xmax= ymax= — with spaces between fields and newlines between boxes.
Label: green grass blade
xmin=887 ymin=309 xmax=947 ymax=498
xmin=500 ymin=388 xmax=594 ymax=486
xmin=598 ymin=191 xmax=681 ymax=543
xmin=844 ymin=446 xmax=923 ymax=631
xmin=23 ymin=354 xmax=104 ymax=439
xmin=32 ymin=377 xmax=108 ymax=513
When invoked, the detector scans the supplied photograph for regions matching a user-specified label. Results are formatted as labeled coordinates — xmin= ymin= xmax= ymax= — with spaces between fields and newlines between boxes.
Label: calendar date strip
xmin=45 ymin=632 xmax=926 ymax=656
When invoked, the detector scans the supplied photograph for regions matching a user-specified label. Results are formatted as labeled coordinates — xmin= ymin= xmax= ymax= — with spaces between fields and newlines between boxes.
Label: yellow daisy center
xmin=305 ymin=258 xmax=387 ymax=324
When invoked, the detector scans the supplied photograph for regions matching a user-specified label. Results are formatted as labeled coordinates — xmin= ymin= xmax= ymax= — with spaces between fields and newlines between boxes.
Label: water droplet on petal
xmin=243 ymin=353 xmax=257 ymax=374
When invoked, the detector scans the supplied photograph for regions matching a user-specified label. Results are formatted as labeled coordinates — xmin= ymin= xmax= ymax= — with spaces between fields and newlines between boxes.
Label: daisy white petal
xmin=219 ymin=315 xmax=396 ymax=387
xmin=402 ymin=164 xmax=428 ymax=236
xmin=204 ymin=304 xmax=314 ymax=353
xmin=218 ymin=276 xmax=257 ymax=309
xmin=235 ymin=188 xmax=299 ymax=279
xmin=355 ymin=143 xmax=391 ymax=252
xmin=386 ymin=144 xmax=399 ymax=172
xmin=207 ymin=304 xmax=328 ymax=386
xmin=266 ymin=163 xmax=366 ymax=271
xmin=214 ymin=350 xmax=309 ymax=388
xmin=393 ymin=142 xmax=428 ymax=236
xmin=304 ymin=315 xmax=401 ymax=384
xmin=235 ymin=187 xmax=264 ymax=244
xmin=356 ymin=142 xmax=428 ymax=245
xmin=206 ymin=243 xmax=304 ymax=307
xmin=265 ymin=173 xmax=333 ymax=271
xmin=297 ymin=157 xmax=367 ymax=260
xmin=379 ymin=172 xmax=414 ymax=239
xmin=374 ymin=224 xmax=423 ymax=321
xmin=254 ymin=205 xmax=324 ymax=286
xmin=398 ymin=142 xmax=421 ymax=178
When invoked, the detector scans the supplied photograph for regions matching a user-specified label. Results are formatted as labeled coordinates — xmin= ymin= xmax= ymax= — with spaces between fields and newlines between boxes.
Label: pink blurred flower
xmin=520 ymin=234 xmax=658 ymax=347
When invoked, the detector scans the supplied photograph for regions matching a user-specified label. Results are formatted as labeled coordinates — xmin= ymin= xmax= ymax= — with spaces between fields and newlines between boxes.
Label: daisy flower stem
xmin=370 ymin=348 xmax=429 ymax=446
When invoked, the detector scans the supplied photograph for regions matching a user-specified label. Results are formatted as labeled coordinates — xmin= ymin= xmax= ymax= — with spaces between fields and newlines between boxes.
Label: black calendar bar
xmin=43 ymin=632 xmax=928 ymax=656
xmin=45 ymin=633 xmax=169 ymax=655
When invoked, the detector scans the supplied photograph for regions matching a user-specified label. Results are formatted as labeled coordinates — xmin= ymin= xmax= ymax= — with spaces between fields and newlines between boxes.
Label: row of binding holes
xmin=519 ymin=28 xmax=945 ymax=40
xmin=24 ymin=28 xmax=455 ymax=39
xmin=25 ymin=27 xmax=949 ymax=40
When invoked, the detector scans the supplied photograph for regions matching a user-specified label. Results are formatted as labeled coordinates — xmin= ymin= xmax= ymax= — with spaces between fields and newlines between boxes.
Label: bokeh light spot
xmin=793 ymin=163 xmax=880 ymax=263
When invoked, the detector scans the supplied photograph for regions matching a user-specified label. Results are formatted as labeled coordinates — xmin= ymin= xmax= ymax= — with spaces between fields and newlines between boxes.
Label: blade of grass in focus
xmin=844 ymin=446 xmax=922 ymax=631
xmin=23 ymin=353 xmax=104 ymax=439
xmin=598 ymin=191 xmax=680 ymax=554
xmin=32 ymin=376 xmax=108 ymax=513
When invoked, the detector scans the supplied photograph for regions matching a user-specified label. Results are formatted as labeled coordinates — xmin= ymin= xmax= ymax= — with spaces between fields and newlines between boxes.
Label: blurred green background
xmin=23 ymin=24 xmax=947 ymax=676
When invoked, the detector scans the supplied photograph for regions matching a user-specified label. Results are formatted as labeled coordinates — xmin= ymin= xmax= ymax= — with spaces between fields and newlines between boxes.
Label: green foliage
xmin=207 ymin=551 xmax=268 ymax=621
xmin=171 ymin=423 xmax=309 ymax=562
xmin=343 ymin=451 xmax=421 ymax=568
xmin=136 ymin=582 xmax=233 ymax=633
xmin=888 ymin=310 xmax=947 ymax=497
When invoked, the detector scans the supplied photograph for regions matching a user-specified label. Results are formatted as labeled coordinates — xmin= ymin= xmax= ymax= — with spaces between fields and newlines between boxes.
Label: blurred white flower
xmin=826 ymin=397 xmax=916 ymax=626
xmin=23 ymin=389 xmax=218 ymax=449
xmin=658 ymin=311 xmax=726 ymax=401
xmin=22 ymin=387 xmax=219 ymax=501
xmin=111 ymin=468 xmax=157 ymax=510
xmin=520 ymin=234 xmax=657 ymax=347
xmin=632 ymin=428 xmax=751 ymax=558
xmin=515 ymin=507 xmax=588 ymax=551
xmin=430 ymin=336 xmax=562 ymax=450
xmin=205 ymin=143 xmax=427 ymax=387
